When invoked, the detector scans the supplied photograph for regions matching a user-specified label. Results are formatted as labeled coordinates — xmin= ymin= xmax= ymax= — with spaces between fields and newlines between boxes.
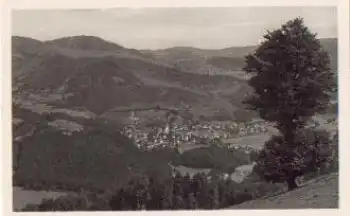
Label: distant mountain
xmin=45 ymin=35 xmax=125 ymax=51
xmin=12 ymin=36 xmax=51 ymax=56
xmin=12 ymin=36 xmax=253 ymax=122
xmin=12 ymin=36 xmax=337 ymax=123
xmin=140 ymin=46 xmax=253 ymax=76
xmin=12 ymin=35 xmax=161 ymax=80
xmin=142 ymin=38 xmax=337 ymax=75
xmin=12 ymin=36 xmax=56 ymax=78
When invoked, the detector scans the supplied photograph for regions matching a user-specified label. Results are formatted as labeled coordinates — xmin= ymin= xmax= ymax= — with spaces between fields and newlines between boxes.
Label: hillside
xmin=13 ymin=107 xmax=177 ymax=192
xmin=228 ymin=172 xmax=338 ymax=209
xmin=141 ymin=46 xmax=255 ymax=77
xmin=142 ymin=38 xmax=337 ymax=76
xmin=45 ymin=35 xmax=126 ymax=51
xmin=12 ymin=35 xmax=337 ymax=123
xmin=12 ymin=35 xmax=254 ymax=122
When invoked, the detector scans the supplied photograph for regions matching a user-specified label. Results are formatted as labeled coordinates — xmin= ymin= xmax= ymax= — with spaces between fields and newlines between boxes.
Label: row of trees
xmin=23 ymin=171 xmax=286 ymax=211
xmin=109 ymin=173 xmax=240 ymax=210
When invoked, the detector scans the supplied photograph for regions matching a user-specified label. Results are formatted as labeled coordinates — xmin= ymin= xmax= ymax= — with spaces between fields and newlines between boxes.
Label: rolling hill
xmin=12 ymin=35 xmax=337 ymax=123
xmin=141 ymin=38 xmax=337 ymax=76
xmin=12 ymin=35 xmax=256 ymax=122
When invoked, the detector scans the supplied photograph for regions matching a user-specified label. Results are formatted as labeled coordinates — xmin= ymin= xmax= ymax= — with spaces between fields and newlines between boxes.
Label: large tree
xmin=243 ymin=18 xmax=335 ymax=190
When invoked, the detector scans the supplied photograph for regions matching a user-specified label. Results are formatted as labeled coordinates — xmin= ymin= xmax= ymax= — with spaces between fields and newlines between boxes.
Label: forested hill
xmin=12 ymin=36 xmax=337 ymax=122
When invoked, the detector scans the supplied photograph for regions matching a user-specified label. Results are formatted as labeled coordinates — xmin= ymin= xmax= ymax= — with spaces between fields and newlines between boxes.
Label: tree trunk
xmin=287 ymin=176 xmax=298 ymax=191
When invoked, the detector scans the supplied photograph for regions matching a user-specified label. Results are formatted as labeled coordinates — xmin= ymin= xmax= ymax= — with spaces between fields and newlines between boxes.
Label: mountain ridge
xmin=12 ymin=35 xmax=337 ymax=122
xmin=13 ymin=34 xmax=335 ymax=51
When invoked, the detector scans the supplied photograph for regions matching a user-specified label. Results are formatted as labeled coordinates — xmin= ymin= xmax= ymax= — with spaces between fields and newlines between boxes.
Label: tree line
xmin=22 ymin=171 xmax=285 ymax=211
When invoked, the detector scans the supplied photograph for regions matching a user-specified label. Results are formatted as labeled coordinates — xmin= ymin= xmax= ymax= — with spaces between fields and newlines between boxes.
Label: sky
xmin=12 ymin=7 xmax=337 ymax=49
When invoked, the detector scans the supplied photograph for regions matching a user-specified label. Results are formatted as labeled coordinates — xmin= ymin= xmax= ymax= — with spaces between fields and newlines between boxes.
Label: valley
xmin=11 ymin=35 xmax=338 ymax=211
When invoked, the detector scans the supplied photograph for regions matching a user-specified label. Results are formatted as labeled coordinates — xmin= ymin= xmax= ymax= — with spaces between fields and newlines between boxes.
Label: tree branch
xmin=250 ymin=54 xmax=273 ymax=67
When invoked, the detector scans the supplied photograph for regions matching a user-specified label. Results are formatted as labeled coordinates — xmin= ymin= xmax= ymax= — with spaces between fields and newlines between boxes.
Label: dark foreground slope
xmin=228 ymin=172 xmax=338 ymax=209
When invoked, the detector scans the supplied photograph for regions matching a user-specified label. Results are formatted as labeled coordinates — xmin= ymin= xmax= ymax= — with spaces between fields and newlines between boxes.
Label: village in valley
xmin=11 ymin=7 xmax=340 ymax=211
xmin=120 ymin=111 xmax=338 ymax=152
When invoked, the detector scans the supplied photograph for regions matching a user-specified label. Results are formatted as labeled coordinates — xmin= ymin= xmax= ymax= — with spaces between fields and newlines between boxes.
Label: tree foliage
xmin=22 ymin=168 xmax=293 ymax=211
xmin=244 ymin=18 xmax=334 ymax=134
xmin=254 ymin=129 xmax=334 ymax=189
xmin=108 ymin=173 xmax=252 ymax=210
xmin=243 ymin=18 xmax=335 ymax=190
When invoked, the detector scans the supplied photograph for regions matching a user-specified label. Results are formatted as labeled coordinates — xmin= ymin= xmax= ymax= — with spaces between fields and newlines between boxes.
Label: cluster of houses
xmin=236 ymin=121 xmax=270 ymax=136
xmin=119 ymin=119 xmax=272 ymax=150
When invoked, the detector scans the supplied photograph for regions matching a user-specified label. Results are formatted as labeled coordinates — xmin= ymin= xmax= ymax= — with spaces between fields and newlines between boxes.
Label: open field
xmin=177 ymin=143 xmax=208 ymax=152
xmin=224 ymin=134 xmax=272 ymax=150
xmin=13 ymin=187 xmax=71 ymax=211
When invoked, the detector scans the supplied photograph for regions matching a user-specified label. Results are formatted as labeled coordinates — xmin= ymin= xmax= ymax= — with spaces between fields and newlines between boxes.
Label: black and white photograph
xmin=8 ymin=5 xmax=342 ymax=212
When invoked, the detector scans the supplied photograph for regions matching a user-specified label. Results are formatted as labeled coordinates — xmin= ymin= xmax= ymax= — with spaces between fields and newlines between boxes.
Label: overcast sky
xmin=12 ymin=7 xmax=337 ymax=49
